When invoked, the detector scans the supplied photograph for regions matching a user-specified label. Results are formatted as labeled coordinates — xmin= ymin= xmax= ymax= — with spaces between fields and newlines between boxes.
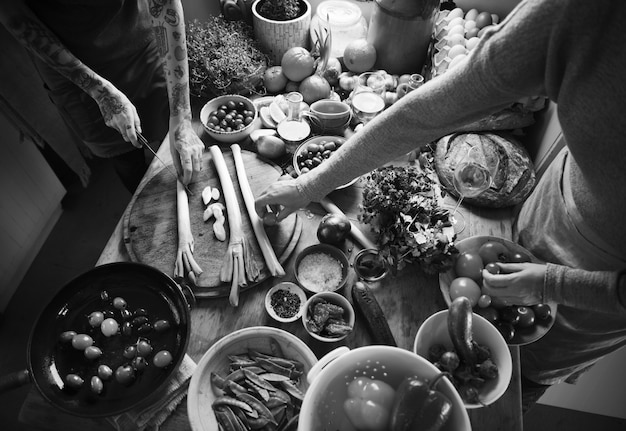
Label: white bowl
xmin=413 ymin=309 xmax=513 ymax=409
xmin=265 ymin=282 xmax=307 ymax=323
xmin=302 ymin=291 xmax=355 ymax=343
xmin=292 ymin=136 xmax=358 ymax=189
xmin=299 ymin=345 xmax=471 ymax=431
xmin=187 ymin=326 xmax=317 ymax=431
xmin=294 ymin=243 xmax=350 ymax=294
xmin=200 ymin=94 xmax=258 ymax=144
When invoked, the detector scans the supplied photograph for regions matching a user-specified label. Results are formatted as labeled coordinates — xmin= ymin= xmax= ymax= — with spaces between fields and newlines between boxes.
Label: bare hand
xmin=255 ymin=176 xmax=310 ymax=224
xmin=169 ymin=120 xmax=205 ymax=185
xmin=482 ymin=262 xmax=546 ymax=306
xmin=94 ymin=83 xmax=142 ymax=148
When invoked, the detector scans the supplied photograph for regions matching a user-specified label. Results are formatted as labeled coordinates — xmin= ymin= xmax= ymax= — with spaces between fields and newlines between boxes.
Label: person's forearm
xmin=0 ymin=2 xmax=121 ymax=120
xmin=149 ymin=0 xmax=192 ymax=125
xmin=544 ymin=264 xmax=626 ymax=314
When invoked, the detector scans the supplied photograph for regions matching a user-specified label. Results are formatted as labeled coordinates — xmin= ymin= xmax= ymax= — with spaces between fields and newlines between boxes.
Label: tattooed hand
xmin=169 ymin=119 xmax=204 ymax=185
xmin=95 ymin=82 xmax=142 ymax=148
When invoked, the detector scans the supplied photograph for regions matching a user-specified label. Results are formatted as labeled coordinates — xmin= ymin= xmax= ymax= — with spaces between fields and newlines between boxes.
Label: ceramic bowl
xmin=302 ymin=291 xmax=355 ymax=343
xmin=294 ymin=243 xmax=350 ymax=294
xmin=292 ymin=136 xmax=359 ymax=189
xmin=200 ymin=94 xmax=258 ymax=143
xmin=187 ymin=326 xmax=317 ymax=431
xmin=413 ymin=309 xmax=513 ymax=409
xmin=264 ymin=282 xmax=307 ymax=323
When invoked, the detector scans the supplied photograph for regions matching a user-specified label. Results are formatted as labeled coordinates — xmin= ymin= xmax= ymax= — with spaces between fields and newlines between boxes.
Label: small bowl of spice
xmin=265 ymin=282 xmax=307 ymax=323
xmin=302 ymin=291 xmax=355 ymax=342
xmin=294 ymin=244 xmax=350 ymax=294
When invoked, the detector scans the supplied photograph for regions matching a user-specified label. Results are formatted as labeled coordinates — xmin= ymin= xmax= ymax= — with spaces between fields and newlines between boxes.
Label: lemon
xmin=256 ymin=135 xmax=286 ymax=159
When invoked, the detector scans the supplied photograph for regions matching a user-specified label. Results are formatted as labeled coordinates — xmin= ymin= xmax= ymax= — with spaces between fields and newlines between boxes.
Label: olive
xmin=499 ymin=306 xmax=521 ymax=325
xmin=153 ymin=319 xmax=171 ymax=332
xmin=65 ymin=374 xmax=84 ymax=389
xmin=101 ymin=318 xmax=119 ymax=337
xmin=121 ymin=321 xmax=133 ymax=337
xmin=98 ymin=365 xmax=113 ymax=381
xmin=113 ymin=297 xmax=127 ymax=310
xmin=133 ymin=308 xmax=148 ymax=318
xmin=137 ymin=323 xmax=153 ymax=334
xmin=100 ymin=290 xmax=110 ymax=302
xmin=323 ymin=141 xmax=336 ymax=151
xmin=71 ymin=334 xmax=94 ymax=350
xmin=136 ymin=339 xmax=153 ymax=357
xmin=84 ymin=345 xmax=103 ymax=360
xmin=59 ymin=330 xmax=77 ymax=343
xmin=88 ymin=311 xmax=104 ymax=327
xmin=90 ymin=376 xmax=104 ymax=395
xmin=132 ymin=356 xmax=148 ymax=372
xmin=123 ymin=345 xmax=137 ymax=359
xmin=115 ymin=365 xmax=136 ymax=385
xmin=120 ymin=309 xmax=132 ymax=320
xmin=132 ymin=316 xmax=149 ymax=327
xmin=153 ymin=350 xmax=173 ymax=368
xmin=102 ymin=310 xmax=115 ymax=319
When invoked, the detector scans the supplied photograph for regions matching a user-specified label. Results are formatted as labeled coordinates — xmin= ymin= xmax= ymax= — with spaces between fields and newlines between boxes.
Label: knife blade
xmin=137 ymin=132 xmax=193 ymax=195
xmin=351 ymin=281 xmax=397 ymax=346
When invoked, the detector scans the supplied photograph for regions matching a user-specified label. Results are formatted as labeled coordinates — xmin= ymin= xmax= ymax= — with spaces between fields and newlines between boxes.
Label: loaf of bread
xmin=434 ymin=132 xmax=536 ymax=208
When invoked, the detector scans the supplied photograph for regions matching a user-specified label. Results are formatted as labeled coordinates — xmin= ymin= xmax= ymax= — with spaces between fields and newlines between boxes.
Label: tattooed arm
xmin=149 ymin=0 xmax=204 ymax=185
xmin=0 ymin=0 xmax=143 ymax=147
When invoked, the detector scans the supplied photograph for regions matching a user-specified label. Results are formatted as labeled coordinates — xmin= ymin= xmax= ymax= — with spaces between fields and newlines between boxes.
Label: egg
xmin=448 ymin=54 xmax=468 ymax=70
xmin=464 ymin=20 xmax=477 ymax=31
xmin=492 ymin=14 xmax=500 ymax=25
xmin=447 ymin=16 xmax=465 ymax=30
xmin=447 ymin=24 xmax=465 ymax=37
xmin=465 ymin=8 xmax=479 ymax=21
xmin=475 ymin=11 xmax=493 ymax=29
xmin=466 ymin=36 xmax=481 ymax=51
xmin=446 ymin=7 xmax=464 ymax=21
xmin=446 ymin=33 xmax=466 ymax=47
xmin=465 ymin=27 xmax=480 ymax=39
xmin=447 ymin=44 xmax=467 ymax=60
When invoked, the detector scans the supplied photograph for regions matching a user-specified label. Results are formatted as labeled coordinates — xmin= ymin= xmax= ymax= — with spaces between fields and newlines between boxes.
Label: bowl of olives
xmin=292 ymin=136 xmax=359 ymax=189
xmin=200 ymin=94 xmax=259 ymax=143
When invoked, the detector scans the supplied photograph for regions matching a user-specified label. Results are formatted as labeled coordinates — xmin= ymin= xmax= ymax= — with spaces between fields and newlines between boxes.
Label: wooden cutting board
xmin=123 ymin=149 xmax=301 ymax=298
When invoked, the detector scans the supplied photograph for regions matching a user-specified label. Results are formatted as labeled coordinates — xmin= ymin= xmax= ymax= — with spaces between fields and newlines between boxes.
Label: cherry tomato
xmin=515 ymin=306 xmax=536 ymax=328
xmin=477 ymin=294 xmax=492 ymax=308
xmin=344 ymin=377 xmax=396 ymax=431
xmin=532 ymin=303 xmax=552 ymax=321
xmin=454 ymin=252 xmax=484 ymax=283
xmin=500 ymin=306 xmax=521 ymax=325
xmin=478 ymin=241 xmax=509 ymax=264
xmin=484 ymin=262 xmax=500 ymax=274
xmin=449 ymin=277 xmax=482 ymax=307
xmin=509 ymin=252 xmax=531 ymax=263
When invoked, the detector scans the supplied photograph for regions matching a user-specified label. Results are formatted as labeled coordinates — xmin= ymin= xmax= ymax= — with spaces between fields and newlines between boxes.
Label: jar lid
xmin=316 ymin=0 xmax=362 ymax=27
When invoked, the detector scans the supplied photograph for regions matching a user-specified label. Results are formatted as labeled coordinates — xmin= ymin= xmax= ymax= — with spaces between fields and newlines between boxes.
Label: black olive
xmin=132 ymin=316 xmax=149 ymax=327
xmin=137 ymin=323 xmax=153 ymax=334
xmin=121 ymin=321 xmax=133 ymax=337
xmin=123 ymin=345 xmax=137 ymax=359
xmin=115 ymin=365 xmax=136 ymax=386
xmin=133 ymin=308 xmax=148 ymax=317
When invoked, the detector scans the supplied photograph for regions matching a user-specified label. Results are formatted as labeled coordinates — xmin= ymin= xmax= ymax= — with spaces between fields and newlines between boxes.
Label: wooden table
xmin=20 ymin=131 xmax=522 ymax=431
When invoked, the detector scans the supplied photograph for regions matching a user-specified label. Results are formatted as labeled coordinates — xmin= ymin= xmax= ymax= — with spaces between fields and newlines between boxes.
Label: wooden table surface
xmin=20 ymin=129 xmax=522 ymax=431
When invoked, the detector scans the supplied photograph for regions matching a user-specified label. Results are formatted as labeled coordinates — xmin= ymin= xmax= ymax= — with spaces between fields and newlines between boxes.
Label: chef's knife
xmin=137 ymin=132 xmax=193 ymax=195
xmin=351 ymin=281 xmax=397 ymax=346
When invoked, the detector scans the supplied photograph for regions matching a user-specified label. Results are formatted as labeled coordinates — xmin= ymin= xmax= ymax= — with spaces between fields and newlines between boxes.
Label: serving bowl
xmin=413 ymin=309 xmax=513 ymax=409
xmin=294 ymin=243 xmax=350 ymax=294
xmin=199 ymin=94 xmax=258 ymax=143
xmin=264 ymin=282 xmax=307 ymax=323
xmin=440 ymin=235 xmax=556 ymax=346
xmin=299 ymin=345 xmax=471 ymax=431
xmin=302 ymin=291 xmax=355 ymax=343
xmin=187 ymin=326 xmax=317 ymax=431
xmin=293 ymin=136 xmax=359 ymax=189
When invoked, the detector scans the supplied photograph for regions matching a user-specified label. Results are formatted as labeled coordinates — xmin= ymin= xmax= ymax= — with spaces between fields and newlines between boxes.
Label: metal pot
xmin=0 ymin=262 xmax=191 ymax=418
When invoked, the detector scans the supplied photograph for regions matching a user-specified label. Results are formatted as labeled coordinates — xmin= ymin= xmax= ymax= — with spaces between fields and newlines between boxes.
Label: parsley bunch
xmin=359 ymin=165 xmax=458 ymax=274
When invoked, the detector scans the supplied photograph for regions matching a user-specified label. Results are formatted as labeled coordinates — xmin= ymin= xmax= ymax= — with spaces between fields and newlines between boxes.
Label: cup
xmin=302 ymin=99 xmax=352 ymax=134
xmin=350 ymin=71 xmax=386 ymax=125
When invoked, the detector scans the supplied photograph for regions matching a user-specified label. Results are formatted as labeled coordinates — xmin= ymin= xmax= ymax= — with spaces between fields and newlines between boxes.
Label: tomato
xmin=532 ymin=303 xmax=552 ymax=321
xmin=478 ymin=241 xmax=509 ymax=264
xmin=449 ymin=277 xmax=481 ymax=307
xmin=477 ymin=294 xmax=492 ymax=308
xmin=317 ymin=213 xmax=352 ymax=245
xmin=509 ymin=252 xmax=531 ymax=263
xmin=515 ymin=306 xmax=536 ymax=328
xmin=484 ymin=262 xmax=500 ymax=274
xmin=454 ymin=252 xmax=484 ymax=283
xmin=344 ymin=377 xmax=395 ymax=431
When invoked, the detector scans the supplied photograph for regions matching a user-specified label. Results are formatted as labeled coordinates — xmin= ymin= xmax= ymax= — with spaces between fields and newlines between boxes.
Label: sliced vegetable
xmin=231 ymin=144 xmax=285 ymax=277
xmin=175 ymin=181 xmax=203 ymax=283
xmin=209 ymin=145 xmax=260 ymax=306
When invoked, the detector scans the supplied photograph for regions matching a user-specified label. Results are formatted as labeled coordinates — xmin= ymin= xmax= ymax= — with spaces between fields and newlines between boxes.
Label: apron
xmin=514 ymin=148 xmax=626 ymax=385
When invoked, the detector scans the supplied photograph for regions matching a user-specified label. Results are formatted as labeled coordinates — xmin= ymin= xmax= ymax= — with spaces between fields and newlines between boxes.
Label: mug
xmin=302 ymin=99 xmax=352 ymax=134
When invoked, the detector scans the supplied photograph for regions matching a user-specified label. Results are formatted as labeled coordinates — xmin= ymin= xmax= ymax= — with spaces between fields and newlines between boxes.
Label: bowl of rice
xmin=294 ymin=243 xmax=350 ymax=294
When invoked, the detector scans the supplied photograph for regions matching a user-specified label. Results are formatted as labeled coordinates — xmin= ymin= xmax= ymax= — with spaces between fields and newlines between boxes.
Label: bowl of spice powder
xmin=265 ymin=282 xmax=308 ymax=323
xmin=294 ymin=244 xmax=350 ymax=294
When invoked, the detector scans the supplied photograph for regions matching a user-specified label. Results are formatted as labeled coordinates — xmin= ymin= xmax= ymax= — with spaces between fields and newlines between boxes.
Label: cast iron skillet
xmin=0 ymin=262 xmax=191 ymax=418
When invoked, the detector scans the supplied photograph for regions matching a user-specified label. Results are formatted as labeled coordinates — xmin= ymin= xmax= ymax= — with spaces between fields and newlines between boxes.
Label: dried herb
xmin=358 ymin=161 xmax=458 ymax=274
xmin=186 ymin=17 xmax=268 ymax=97
xmin=257 ymin=0 xmax=303 ymax=21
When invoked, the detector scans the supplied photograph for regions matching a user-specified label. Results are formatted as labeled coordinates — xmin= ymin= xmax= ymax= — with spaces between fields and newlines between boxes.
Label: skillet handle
xmin=0 ymin=369 xmax=31 ymax=394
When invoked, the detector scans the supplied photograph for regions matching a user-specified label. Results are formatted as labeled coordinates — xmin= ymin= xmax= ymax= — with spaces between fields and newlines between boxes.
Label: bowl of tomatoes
xmin=439 ymin=236 xmax=557 ymax=346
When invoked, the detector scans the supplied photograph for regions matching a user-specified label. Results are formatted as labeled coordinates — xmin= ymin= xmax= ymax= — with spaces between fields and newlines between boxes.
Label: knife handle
xmin=351 ymin=281 xmax=397 ymax=347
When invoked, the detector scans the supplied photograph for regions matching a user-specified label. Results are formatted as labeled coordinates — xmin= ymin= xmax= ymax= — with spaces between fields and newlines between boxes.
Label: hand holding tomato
xmin=482 ymin=262 xmax=546 ymax=306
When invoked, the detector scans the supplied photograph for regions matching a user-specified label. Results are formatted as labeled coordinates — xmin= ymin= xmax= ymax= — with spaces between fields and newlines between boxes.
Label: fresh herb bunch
xmin=186 ymin=17 xmax=268 ymax=97
xmin=258 ymin=0 xmax=303 ymax=21
xmin=359 ymin=165 xmax=458 ymax=274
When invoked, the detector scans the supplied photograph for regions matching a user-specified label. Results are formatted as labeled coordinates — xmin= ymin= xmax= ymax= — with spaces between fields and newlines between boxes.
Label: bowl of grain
xmin=294 ymin=243 xmax=350 ymax=294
